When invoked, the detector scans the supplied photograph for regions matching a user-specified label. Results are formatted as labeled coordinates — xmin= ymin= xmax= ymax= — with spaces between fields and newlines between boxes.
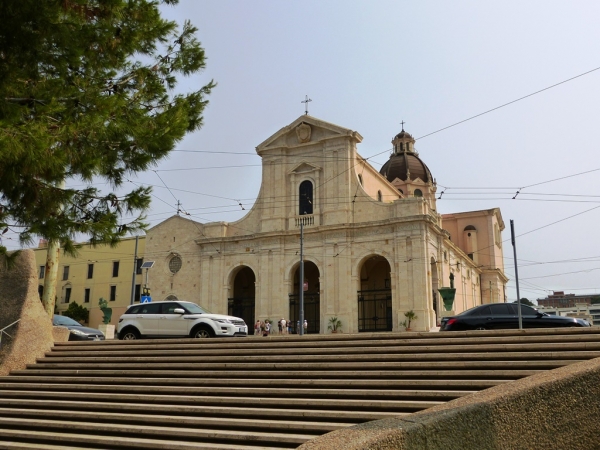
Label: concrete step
xmin=0 ymin=390 xmax=445 ymax=412
xmin=0 ymin=383 xmax=475 ymax=401
xmin=0 ymin=407 xmax=352 ymax=433
xmin=3 ymin=328 xmax=600 ymax=449
xmin=0 ymin=398 xmax=401 ymax=422
xmin=42 ymin=340 xmax=600 ymax=358
xmin=0 ymin=416 xmax=315 ymax=446
xmin=23 ymin=359 xmax=578 ymax=371
xmin=0 ymin=429 xmax=288 ymax=449
xmin=0 ymin=375 xmax=508 ymax=390
xmin=34 ymin=350 xmax=600 ymax=364
xmin=7 ymin=368 xmax=544 ymax=379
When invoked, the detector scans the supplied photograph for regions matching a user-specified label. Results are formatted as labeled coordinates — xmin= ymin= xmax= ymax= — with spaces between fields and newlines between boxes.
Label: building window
xmin=358 ymin=174 xmax=363 ymax=186
xmin=84 ymin=288 xmax=90 ymax=303
xmin=62 ymin=266 xmax=69 ymax=281
xmin=414 ymin=189 xmax=423 ymax=197
xmin=110 ymin=285 xmax=116 ymax=301
xmin=136 ymin=258 xmax=144 ymax=275
xmin=299 ymin=180 xmax=313 ymax=215
xmin=377 ymin=190 xmax=382 ymax=202
xmin=169 ymin=255 xmax=182 ymax=274
xmin=87 ymin=263 xmax=94 ymax=279
xmin=112 ymin=261 xmax=120 ymax=277
xmin=135 ymin=284 xmax=141 ymax=302
xmin=38 ymin=285 xmax=44 ymax=299
xmin=65 ymin=287 xmax=71 ymax=304
xmin=39 ymin=266 xmax=45 ymax=279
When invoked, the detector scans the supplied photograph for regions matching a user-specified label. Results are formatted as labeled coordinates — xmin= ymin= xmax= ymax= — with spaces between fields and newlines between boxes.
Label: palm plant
xmin=327 ymin=316 xmax=342 ymax=333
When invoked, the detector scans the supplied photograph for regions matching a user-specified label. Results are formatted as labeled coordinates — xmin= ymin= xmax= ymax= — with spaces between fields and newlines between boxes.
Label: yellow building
xmin=33 ymin=236 xmax=146 ymax=328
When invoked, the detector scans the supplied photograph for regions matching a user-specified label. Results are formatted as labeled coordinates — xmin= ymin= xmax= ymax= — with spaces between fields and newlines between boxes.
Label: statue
xmin=98 ymin=297 xmax=112 ymax=324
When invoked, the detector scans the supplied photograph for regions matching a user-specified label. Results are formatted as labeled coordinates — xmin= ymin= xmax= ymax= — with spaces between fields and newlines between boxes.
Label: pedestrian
xmin=281 ymin=318 xmax=287 ymax=335
xmin=304 ymin=319 xmax=308 ymax=334
xmin=278 ymin=319 xmax=282 ymax=334
xmin=297 ymin=320 xmax=300 ymax=334
xmin=264 ymin=320 xmax=271 ymax=336
xmin=254 ymin=320 xmax=261 ymax=336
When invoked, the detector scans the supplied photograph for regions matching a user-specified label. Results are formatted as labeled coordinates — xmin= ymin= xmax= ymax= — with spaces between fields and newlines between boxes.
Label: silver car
xmin=116 ymin=301 xmax=248 ymax=340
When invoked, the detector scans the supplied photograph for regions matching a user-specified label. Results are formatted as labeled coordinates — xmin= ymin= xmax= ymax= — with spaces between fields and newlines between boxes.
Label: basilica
xmin=144 ymin=115 xmax=508 ymax=332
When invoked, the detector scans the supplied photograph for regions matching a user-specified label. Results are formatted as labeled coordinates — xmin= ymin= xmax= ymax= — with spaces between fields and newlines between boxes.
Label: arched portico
xmin=289 ymin=260 xmax=321 ymax=334
xmin=357 ymin=255 xmax=392 ymax=332
xmin=227 ymin=266 xmax=256 ymax=327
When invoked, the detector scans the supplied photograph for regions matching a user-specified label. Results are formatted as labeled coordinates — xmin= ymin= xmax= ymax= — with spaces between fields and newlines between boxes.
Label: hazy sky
xmin=11 ymin=1 xmax=600 ymax=304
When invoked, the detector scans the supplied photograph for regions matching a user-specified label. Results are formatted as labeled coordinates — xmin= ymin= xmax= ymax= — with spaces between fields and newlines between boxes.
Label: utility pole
xmin=511 ymin=220 xmax=523 ymax=330
xmin=130 ymin=236 xmax=139 ymax=305
xmin=299 ymin=220 xmax=304 ymax=336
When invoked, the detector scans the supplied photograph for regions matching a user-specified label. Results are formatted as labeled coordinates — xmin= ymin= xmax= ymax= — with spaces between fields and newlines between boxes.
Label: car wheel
xmin=119 ymin=328 xmax=140 ymax=340
xmin=474 ymin=326 xmax=487 ymax=330
xmin=192 ymin=326 xmax=213 ymax=338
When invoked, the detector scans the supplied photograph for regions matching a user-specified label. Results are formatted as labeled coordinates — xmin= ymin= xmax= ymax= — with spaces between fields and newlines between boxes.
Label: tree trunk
xmin=42 ymin=238 xmax=60 ymax=317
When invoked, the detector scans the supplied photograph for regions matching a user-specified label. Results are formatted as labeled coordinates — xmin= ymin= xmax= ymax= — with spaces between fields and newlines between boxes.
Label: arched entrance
xmin=227 ymin=266 xmax=255 ymax=327
xmin=289 ymin=261 xmax=320 ymax=334
xmin=357 ymin=255 xmax=392 ymax=332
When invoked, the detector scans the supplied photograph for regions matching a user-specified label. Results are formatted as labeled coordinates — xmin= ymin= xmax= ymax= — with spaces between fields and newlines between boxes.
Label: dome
xmin=394 ymin=130 xmax=414 ymax=141
xmin=380 ymin=152 xmax=432 ymax=183
xmin=380 ymin=127 xmax=432 ymax=183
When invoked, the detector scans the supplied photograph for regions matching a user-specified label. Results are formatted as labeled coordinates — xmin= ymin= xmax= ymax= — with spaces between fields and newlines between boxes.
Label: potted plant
xmin=403 ymin=310 xmax=417 ymax=331
xmin=327 ymin=316 xmax=342 ymax=333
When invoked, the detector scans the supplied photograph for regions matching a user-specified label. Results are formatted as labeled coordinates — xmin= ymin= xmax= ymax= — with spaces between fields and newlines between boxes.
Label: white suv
xmin=116 ymin=301 xmax=248 ymax=340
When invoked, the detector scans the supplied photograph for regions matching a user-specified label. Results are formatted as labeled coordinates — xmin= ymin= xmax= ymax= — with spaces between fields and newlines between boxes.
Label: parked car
xmin=116 ymin=301 xmax=248 ymax=340
xmin=52 ymin=315 xmax=105 ymax=341
xmin=440 ymin=303 xmax=592 ymax=331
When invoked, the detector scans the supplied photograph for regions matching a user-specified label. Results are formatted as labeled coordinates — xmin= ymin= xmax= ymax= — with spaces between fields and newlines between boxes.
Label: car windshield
xmin=182 ymin=303 xmax=210 ymax=314
xmin=54 ymin=315 xmax=81 ymax=326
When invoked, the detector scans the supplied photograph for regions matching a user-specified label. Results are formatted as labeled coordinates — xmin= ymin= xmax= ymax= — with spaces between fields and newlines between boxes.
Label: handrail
xmin=0 ymin=319 xmax=20 ymax=349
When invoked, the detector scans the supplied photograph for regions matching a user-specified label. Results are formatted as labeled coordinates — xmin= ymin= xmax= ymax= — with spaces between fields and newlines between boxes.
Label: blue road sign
xmin=141 ymin=296 xmax=152 ymax=303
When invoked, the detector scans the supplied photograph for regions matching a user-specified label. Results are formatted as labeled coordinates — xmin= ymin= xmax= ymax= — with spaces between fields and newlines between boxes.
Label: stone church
xmin=144 ymin=115 xmax=508 ymax=333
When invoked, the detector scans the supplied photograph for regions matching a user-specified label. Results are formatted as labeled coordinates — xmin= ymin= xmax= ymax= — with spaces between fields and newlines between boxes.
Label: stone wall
xmin=298 ymin=356 xmax=600 ymax=450
xmin=0 ymin=250 xmax=66 ymax=376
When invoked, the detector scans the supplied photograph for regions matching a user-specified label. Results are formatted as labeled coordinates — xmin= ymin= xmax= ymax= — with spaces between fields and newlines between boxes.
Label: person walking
xmin=278 ymin=319 xmax=282 ymax=334
xmin=304 ymin=319 xmax=308 ymax=334
xmin=254 ymin=320 xmax=261 ymax=336
xmin=281 ymin=318 xmax=287 ymax=335
xmin=265 ymin=320 xmax=271 ymax=336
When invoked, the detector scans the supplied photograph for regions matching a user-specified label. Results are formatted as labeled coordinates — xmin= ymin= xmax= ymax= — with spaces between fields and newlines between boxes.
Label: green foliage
xmin=591 ymin=296 xmax=600 ymax=305
xmin=0 ymin=0 xmax=214 ymax=254
xmin=327 ymin=316 xmax=342 ymax=332
xmin=403 ymin=310 xmax=417 ymax=329
xmin=98 ymin=297 xmax=112 ymax=324
xmin=63 ymin=301 xmax=89 ymax=324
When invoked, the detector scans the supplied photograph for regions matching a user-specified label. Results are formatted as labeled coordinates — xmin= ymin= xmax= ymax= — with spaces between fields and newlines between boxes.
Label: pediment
xmin=288 ymin=161 xmax=321 ymax=175
xmin=256 ymin=115 xmax=362 ymax=153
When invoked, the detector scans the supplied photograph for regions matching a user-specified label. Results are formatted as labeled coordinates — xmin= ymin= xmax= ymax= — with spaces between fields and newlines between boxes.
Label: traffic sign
xmin=141 ymin=296 xmax=152 ymax=303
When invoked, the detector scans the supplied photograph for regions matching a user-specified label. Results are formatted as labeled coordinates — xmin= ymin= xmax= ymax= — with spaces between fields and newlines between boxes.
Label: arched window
xmin=299 ymin=180 xmax=313 ymax=215
xmin=414 ymin=189 xmax=423 ymax=197
xmin=377 ymin=190 xmax=382 ymax=202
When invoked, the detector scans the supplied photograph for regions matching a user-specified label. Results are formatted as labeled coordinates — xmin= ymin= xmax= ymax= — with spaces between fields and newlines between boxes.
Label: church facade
xmin=144 ymin=115 xmax=508 ymax=333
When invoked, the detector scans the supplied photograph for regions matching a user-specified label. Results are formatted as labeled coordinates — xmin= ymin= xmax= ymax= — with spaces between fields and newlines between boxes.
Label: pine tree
xmin=0 ymin=0 xmax=215 ymax=315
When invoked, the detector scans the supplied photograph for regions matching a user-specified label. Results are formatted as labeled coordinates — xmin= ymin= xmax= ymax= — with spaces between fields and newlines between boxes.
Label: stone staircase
xmin=1 ymin=328 xmax=600 ymax=449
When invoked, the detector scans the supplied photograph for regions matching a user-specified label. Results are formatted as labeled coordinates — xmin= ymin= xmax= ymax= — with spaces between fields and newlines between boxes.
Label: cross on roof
xmin=301 ymin=95 xmax=312 ymax=115
xmin=400 ymin=120 xmax=405 ymax=131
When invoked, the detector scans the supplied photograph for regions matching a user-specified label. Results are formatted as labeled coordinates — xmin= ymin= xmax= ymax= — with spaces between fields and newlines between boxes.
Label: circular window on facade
xmin=169 ymin=255 xmax=182 ymax=274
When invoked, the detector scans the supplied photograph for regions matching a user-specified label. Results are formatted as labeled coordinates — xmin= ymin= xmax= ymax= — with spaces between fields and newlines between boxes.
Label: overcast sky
xmin=10 ymin=1 xmax=600 ymax=304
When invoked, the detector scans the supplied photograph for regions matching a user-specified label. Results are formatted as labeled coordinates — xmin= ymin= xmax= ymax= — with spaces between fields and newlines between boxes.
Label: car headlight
xmin=70 ymin=329 xmax=87 ymax=336
xmin=214 ymin=319 xmax=232 ymax=324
